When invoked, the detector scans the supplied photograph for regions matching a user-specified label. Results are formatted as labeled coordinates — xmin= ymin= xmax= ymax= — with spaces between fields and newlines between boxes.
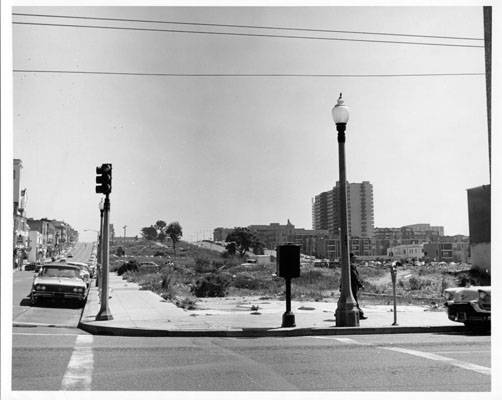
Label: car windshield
xmin=40 ymin=266 xmax=79 ymax=278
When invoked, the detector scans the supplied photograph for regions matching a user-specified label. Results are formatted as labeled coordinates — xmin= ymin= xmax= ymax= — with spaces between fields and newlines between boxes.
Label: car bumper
xmin=445 ymin=301 xmax=491 ymax=323
xmin=32 ymin=291 xmax=87 ymax=302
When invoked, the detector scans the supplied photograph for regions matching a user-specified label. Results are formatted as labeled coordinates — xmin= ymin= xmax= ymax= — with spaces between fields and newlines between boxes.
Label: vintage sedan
xmin=67 ymin=261 xmax=93 ymax=282
xmin=444 ymin=286 xmax=491 ymax=328
xmin=31 ymin=263 xmax=88 ymax=306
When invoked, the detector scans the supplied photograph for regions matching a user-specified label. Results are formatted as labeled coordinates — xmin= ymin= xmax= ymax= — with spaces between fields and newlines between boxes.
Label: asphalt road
xmin=12 ymin=330 xmax=490 ymax=391
xmin=13 ymin=242 xmax=94 ymax=328
xmin=10 ymin=242 xmax=491 ymax=392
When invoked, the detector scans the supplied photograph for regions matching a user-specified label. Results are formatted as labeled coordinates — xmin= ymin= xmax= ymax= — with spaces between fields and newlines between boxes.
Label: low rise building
xmin=28 ymin=230 xmax=44 ymax=262
xmin=387 ymin=243 xmax=425 ymax=260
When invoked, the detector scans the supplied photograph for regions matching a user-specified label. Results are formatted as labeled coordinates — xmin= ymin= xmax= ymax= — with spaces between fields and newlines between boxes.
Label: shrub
xmin=174 ymin=296 xmax=197 ymax=310
xmin=192 ymin=257 xmax=219 ymax=273
xmin=408 ymin=276 xmax=432 ymax=291
xmin=116 ymin=246 xmax=125 ymax=257
xmin=154 ymin=251 xmax=165 ymax=257
xmin=231 ymin=272 xmax=262 ymax=290
xmin=191 ymin=274 xmax=230 ymax=297
xmin=117 ymin=260 xmax=139 ymax=276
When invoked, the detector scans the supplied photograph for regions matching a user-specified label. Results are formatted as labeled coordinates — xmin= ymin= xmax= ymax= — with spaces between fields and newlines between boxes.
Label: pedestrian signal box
xmin=276 ymin=244 xmax=300 ymax=278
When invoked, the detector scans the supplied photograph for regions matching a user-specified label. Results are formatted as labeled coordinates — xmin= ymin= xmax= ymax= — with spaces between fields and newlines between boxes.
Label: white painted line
xmin=61 ymin=335 xmax=94 ymax=390
xmin=312 ymin=336 xmax=367 ymax=345
xmin=333 ymin=338 xmax=362 ymax=345
xmin=13 ymin=332 xmax=82 ymax=336
xmin=434 ymin=350 xmax=491 ymax=354
xmin=311 ymin=336 xmax=491 ymax=376
xmin=381 ymin=346 xmax=491 ymax=376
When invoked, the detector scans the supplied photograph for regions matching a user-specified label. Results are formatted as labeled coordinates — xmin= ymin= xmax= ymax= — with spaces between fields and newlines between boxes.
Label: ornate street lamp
xmin=332 ymin=93 xmax=359 ymax=327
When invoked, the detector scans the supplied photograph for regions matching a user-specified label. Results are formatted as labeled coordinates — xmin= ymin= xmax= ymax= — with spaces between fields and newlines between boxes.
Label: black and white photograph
xmin=1 ymin=1 xmax=497 ymax=397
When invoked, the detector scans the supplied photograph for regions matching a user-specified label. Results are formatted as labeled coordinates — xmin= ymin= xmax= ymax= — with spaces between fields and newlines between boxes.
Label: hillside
xmin=108 ymin=239 xmax=485 ymax=310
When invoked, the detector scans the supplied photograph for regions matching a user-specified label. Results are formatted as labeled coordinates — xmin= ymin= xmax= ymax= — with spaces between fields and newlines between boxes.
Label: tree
xmin=166 ymin=222 xmax=182 ymax=257
xmin=154 ymin=220 xmax=167 ymax=234
xmin=141 ymin=226 xmax=158 ymax=241
xmin=225 ymin=227 xmax=260 ymax=258
xmin=225 ymin=241 xmax=237 ymax=256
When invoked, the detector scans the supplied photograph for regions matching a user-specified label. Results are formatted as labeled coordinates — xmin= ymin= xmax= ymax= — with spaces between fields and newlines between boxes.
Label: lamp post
xmin=332 ymin=93 xmax=359 ymax=327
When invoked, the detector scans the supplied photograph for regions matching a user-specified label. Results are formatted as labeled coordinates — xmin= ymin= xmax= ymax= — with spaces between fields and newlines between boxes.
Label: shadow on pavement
xmin=433 ymin=326 xmax=491 ymax=336
xmin=20 ymin=297 xmax=84 ymax=310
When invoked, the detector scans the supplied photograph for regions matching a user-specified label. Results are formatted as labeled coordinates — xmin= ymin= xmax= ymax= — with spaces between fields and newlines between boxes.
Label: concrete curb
xmin=77 ymin=321 xmax=467 ymax=337
xmin=78 ymin=275 xmax=469 ymax=338
xmin=14 ymin=322 xmax=78 ymax=329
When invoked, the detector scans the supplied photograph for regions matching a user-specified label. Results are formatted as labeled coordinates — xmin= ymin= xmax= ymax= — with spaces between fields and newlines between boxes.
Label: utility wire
xmin=12 ymin=21 xmax=484 ymax=48
xmin=13 ymin=69 xmax=485 ymax=78
xmin=12 ymin=12 xmax=484 ymax=41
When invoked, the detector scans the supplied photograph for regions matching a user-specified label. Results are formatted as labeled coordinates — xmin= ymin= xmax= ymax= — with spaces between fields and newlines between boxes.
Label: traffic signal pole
xmin=96 ymin=194 xmax=113 ymax=320
xmin=95 ymin=163 xmax=113 ymax=321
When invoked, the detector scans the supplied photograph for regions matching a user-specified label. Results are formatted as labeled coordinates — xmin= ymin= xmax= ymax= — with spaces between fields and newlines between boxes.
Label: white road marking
xmin=312 ymin=336 xmax=367 ymax=345
xmin=13 ymin=332 xmax=81 ymax=336
xmin=434 ymin=350 xmax=491 ymax=354
xmin=61 ymin=334 xmax=94 ymax=390
xmin=311 ymin=336 xmax=491 ymax=376
xmin=381 ymin=346 xmax=491 ymax=376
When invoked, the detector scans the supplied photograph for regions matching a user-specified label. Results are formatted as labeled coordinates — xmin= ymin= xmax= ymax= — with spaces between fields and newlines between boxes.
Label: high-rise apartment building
xmin=312 ymin=181 xmax=375 ymax=239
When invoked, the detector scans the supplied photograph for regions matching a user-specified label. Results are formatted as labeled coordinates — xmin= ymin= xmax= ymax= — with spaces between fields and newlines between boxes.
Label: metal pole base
xmin=96 ymin=306 xmax=113 ymax=321
xmin=282 ymin=311 xmax=296 ymax=327
xmin=335 ymin=307 xmax=359 ymax=327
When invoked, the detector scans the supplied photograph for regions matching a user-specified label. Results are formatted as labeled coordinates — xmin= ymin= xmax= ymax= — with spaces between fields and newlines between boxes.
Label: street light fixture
xmin=332 ymin=93 xmax=359 ymax=327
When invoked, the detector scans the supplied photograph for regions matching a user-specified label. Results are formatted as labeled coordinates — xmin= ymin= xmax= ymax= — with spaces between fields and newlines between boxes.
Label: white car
xmin=31 ymin=263 xmax=88 ymax=306
xmin=444 ymin=286 xmax=491 ymax=328
xmin=65 ymin=261 xmax=92 ymax=286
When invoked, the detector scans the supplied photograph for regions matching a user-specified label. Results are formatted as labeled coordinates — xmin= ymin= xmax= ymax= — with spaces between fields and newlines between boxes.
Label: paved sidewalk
xmin=79 ymin=272 xmax=465 ymax=337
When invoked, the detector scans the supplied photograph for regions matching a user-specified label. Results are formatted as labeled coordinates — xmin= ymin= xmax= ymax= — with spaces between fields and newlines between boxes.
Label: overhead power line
xmin=12 ymin=21 xmax=484 ymax=48
xmin=12 ymin=12 xmax=484 ymax=41
xmin=13 ymin=69 xmax=485 ymax=78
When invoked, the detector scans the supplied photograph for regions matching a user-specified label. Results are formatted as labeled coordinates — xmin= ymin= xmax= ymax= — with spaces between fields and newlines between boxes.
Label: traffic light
xmin=96 ymin=163 xmax=112 ymax=194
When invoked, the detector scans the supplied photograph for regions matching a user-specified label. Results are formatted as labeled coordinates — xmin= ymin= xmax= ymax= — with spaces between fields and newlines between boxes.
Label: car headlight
xmin=73 ymin=287 xmax=84 ymax=292
xmin=35 ymin=285 xmax=46 ymax=291
xmin=444 ymin=291 xmax=454 ymax=301
xmin=479 ymin=290 xmax=489 ymax=300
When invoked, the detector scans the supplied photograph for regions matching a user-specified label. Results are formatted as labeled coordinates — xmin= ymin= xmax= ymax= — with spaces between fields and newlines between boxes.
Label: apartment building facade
xmin=312 ymin=181 xmax=375 ymax=239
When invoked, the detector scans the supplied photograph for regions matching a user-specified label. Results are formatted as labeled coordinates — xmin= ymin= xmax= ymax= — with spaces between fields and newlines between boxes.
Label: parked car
xmin=30 ymin=263 xmax=88 ymax=306
xmin=444 ymin=286 xmax=491 ymax=328
xmin=24 ymin=262 xmax=42 ymax=272
xmin=139 ymin=261 xmax=159 ymax=272
xmin=66 ymin=261 xmax=93 ymax=284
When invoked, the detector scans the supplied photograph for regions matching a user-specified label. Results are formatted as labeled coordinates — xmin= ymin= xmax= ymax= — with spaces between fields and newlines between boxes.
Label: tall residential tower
xmin=312 ymin=181 xmax=375 ymax=239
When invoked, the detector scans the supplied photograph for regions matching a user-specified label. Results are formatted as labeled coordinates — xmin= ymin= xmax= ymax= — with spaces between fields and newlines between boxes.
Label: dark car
xmin=24 ymin=262 xmax=42 ymax=272
xmin=444 ymin=285 xmax=491 ymax=328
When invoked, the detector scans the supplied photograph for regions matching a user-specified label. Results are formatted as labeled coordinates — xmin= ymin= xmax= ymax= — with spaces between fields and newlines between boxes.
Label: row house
xmin=14 ymin=158 xmax=78 ymax=267
xmin=13 ymin=159 xmax=29 ymax=268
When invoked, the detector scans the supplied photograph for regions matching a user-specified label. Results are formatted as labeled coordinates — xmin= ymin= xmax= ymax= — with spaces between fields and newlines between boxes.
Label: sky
xmin=6 ymin=4 xmax=491 ymax=243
